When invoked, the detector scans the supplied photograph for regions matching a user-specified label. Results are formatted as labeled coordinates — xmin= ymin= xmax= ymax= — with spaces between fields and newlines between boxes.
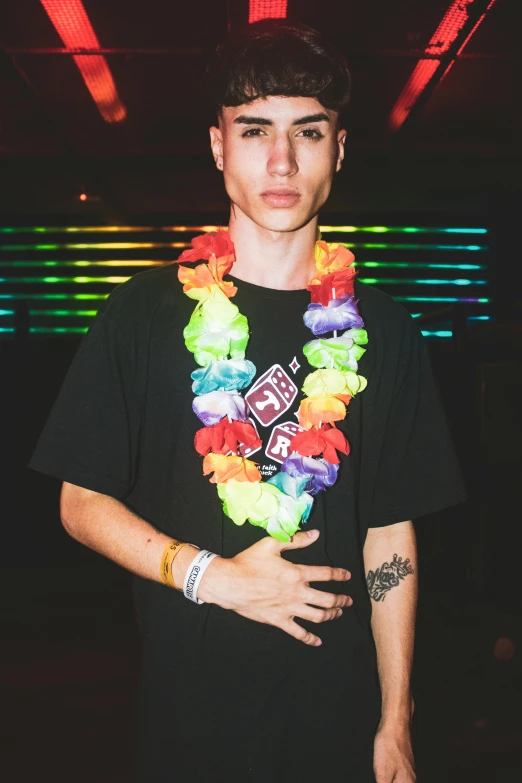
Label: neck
xmin=227 ymin=206 xmax=319 ymax=290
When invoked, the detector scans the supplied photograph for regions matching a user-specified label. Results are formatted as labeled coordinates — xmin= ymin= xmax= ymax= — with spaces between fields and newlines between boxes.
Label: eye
xmin=299 ymin=128 xmax=324 ymax=140
xmin=242 ymin=127 xmax=265 ymax=138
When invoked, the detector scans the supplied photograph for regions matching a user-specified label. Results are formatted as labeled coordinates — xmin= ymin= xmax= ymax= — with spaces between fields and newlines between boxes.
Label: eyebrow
xmin=233 ymin=112 xmax=330 ymax=126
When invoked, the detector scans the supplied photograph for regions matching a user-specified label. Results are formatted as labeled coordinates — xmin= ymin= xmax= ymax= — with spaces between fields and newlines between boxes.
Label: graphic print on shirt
xmin=244 ymin=363 xmax=303 ymax=477
xmin=245 ymin=364 xmax=298 ymax=427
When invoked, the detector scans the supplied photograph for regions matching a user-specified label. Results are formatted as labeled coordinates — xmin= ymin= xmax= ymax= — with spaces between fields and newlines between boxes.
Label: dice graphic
xmin=245 ymin=364 xmax=298 ymax=427
xmin=265 ymin=420 xmax=303 ymax=464
xmin=238 ymin=418 xmax=262 ymax=459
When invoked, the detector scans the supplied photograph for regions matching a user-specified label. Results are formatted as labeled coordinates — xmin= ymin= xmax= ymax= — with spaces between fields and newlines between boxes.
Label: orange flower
xmin=177 ymin=230 xmax=234 ymax=263
xmin=298 ymin=395 xmax=349 ymax=430
xmin=203 ymin=453 xmax=261 ymax=484
xmin=178 ymin=254 xmax=236 ymax=298
xmin=314 ymin=241 xmax=355 ymax=280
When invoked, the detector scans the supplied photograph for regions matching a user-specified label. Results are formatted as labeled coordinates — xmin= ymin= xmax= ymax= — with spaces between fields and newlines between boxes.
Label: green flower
xmin=184 ymin=288 xmax=249 ymax=366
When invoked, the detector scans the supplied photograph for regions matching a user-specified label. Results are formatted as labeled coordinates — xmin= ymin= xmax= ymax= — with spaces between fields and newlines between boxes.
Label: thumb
xmin=279 ymin=528 xmax=320 ymax=553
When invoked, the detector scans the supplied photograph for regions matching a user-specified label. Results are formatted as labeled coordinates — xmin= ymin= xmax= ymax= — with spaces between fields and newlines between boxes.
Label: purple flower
xmin=192 ymin=391 xmax=249 ymax=426
xmin=281 ymin=453 xmax=339 ymax=495
xmin=303 ymin=295 xmax=364 ymax=337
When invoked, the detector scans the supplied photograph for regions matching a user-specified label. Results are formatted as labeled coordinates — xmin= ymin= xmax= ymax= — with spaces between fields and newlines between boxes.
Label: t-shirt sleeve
xmin=368 ymin=321 xmax=466 ymax=528
xmin=27 ymin=296 xmax=141 ymax=500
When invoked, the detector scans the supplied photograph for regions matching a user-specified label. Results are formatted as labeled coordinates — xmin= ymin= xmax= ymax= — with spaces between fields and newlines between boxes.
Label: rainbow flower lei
xmin=176 ymin=230 xmax=368 ymax=542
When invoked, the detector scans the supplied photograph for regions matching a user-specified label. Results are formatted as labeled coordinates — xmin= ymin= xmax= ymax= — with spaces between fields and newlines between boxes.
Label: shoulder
xmin=88 ymin=263 xmax=193 ymax=354
xmin=98 ymin=263 xmax=190 ymax=331
xmin=354 ymin=279 xmax=422 ymax=346
xmin=102 ymin=263 xmax=181 ymax=316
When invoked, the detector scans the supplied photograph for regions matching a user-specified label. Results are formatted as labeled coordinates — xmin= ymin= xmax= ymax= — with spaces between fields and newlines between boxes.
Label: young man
xmin=28 ymin=20 xmax=465 ymax=783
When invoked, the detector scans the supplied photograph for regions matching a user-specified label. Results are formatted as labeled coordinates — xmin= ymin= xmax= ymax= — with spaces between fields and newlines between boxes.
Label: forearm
xmin=363 ymin=520 xmax=418 ymax=728
xmin=60 ymin=481 xmax=200 ymax=589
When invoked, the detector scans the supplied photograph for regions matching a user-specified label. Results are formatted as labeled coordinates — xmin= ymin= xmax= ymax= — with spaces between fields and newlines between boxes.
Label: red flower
xmin=195 ymin=419 xmax=261 ymax=456
xmin=177 ymin=230 xmax=234 ymax=263
xmin=307 ymin=268 xmax=356 ymax=306
xmin=290 ymin=424 xmax=350 ymax=464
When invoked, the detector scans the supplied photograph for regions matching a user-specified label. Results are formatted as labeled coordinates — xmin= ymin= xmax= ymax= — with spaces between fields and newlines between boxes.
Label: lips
xmin=260 ymin=188 xmax=301 ymax=208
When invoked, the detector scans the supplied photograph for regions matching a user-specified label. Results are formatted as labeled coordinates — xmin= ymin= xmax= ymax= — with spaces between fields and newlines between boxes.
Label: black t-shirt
xmin=28 ymin=264 xmax=466 ymax=781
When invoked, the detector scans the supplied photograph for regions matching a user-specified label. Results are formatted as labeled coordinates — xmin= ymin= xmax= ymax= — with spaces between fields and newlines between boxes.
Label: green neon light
xmin=0 ymin=225 xmax=488 ymax=235
xmin=1 ymin=242 xmax=187 ymax=251
xmin=1 ymin=240 xmax=487 ymax=252
xmin=29 ymin=309 xmax=98 ymax=316
xmin=421 ymin=330 xmax=453 ymax=337
xmin=0 ymin=309 xmax=15 ymax=315
xmin=0 ymin=260 xmax=163 ymax=268
xmin=30 ymin=327 xmax=89 ymax=334
xmin=357 ymin=262 xmax=485 ymax=270
xmin=359 ymin=278 xmax=487 ymax=286
xmin=0 ymin=293 xmax=108 ymax=300
xmin=0 ymin=259 xmax=487 ymax=270
xmin=0 ymin=276 xmax=130 ymax=284
xmin=395 ymin=296 xmax=490 ymax=303
xmin=342 ymin=243 xmax=486 ymax=251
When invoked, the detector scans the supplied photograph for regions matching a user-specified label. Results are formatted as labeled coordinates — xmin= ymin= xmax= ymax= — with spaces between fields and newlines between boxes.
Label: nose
xmin=267 ymin=134 xmax=298 ymax=178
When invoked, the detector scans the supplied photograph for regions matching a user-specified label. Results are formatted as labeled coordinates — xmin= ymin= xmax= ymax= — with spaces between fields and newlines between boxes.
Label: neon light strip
xmin=389 ymin=0 xmax=496 ymax=132
xmin=342 ymin=243 xmax=486 ymax=251
xmin=249 ymin=0 xmax=288 ymax=23
xmin=39 ymin=1 xmax=126 ymax=123
xmin=29 ymin=309 xmax=98 ymax=316
xmin=359 ymin=278 xmax=487 ymax=285
xmin=1 ymin=275 xmax=489 ymax=286
xmin=0 ymin=293 xmax=107 ymax=300
xmin=394 ymin=296 xmax=489 ymax=303
xmin=0 ymin=276 xmax=129 ymax=284
xmin=0 ymin=325 xmax=458 ymax=338
xmin=1 ymin=310 xmax=492 ymax=321
xmin=30 ymin=327 xmax=89 ymax=334
xmin=358 ymin=262 xmax=485 ymax=270
xmin=0 ymin=242 xmax=487 ymax=252
xmin=0 ymin=225 xmax=488 ymax=235
xmin=0 ymin=260 xmax=487 ymax=270
xmin=0 ymin=243 xmax=188 ymax=251
xmin=0 ymin=260 xmax=164 ymax=267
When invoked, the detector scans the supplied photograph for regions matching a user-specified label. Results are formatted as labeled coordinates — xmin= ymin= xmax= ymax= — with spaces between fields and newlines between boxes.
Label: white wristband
xmin=182 ymin=549 xmax=220 ymax=604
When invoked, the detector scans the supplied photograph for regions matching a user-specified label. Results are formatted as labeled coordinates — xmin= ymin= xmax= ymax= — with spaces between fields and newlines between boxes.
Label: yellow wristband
xmin=160 ymin=540 xmax=189 ymax=590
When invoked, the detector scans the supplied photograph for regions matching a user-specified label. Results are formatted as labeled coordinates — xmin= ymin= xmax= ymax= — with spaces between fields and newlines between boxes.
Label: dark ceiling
xmin=0 ymin=0 xmax=520 ymax=217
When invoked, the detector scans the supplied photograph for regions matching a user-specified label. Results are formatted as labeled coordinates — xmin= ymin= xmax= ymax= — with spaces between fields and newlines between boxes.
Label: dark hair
xmin=205 ymin=20 xmax=351 ymax=118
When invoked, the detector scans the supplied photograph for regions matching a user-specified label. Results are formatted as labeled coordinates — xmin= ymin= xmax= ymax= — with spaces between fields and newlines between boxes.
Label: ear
xmin=335 ymin=129 xmax=347 ymax=173
xmin=209 ymin=125 xmax=224 ymax=171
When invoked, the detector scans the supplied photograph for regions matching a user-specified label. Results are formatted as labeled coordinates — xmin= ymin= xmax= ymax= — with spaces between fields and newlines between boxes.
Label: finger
xmin=301 ymin=565 xmax=351 ymax=583
xmin=282 ymin=619 xmax=322 ymax=647
xmin=278 ymin=529 xmax=320 ymax=553
xmin=303 ymin=587 xmax=353 ymax=609
xmin=298 ymin=606 xmax=343 ymax=624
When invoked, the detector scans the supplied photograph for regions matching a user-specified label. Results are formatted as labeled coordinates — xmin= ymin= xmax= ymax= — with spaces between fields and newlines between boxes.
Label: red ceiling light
xmin=249 ymin=1 xmax=288 ymax=23
xmin=389 ymin=0 xmax=497 ymax=132
xmin=39 ymin=0 xmax=127 ymax=123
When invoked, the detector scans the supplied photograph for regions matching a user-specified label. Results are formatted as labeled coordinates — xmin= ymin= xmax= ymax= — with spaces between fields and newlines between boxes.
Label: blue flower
xmin=191 ymin=359 xmax=256 ymax=395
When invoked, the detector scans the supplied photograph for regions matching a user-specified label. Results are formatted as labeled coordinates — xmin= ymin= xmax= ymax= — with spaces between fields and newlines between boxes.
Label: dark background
xmin=1 ymin=1 xmax=521 ymax=781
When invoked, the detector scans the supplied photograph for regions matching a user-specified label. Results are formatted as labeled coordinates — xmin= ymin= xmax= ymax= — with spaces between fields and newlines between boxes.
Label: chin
xmin=250 ymin=204 xmax=318 ymax=234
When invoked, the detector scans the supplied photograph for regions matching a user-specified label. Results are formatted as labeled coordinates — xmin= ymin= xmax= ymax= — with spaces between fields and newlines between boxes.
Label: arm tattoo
xmin=366 ymin=554 xmax=414 ymax=602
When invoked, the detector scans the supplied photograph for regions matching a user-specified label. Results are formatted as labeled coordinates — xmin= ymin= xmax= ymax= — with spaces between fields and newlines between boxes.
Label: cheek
xmin=222 ymin=142 xmax=262 ymax=195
